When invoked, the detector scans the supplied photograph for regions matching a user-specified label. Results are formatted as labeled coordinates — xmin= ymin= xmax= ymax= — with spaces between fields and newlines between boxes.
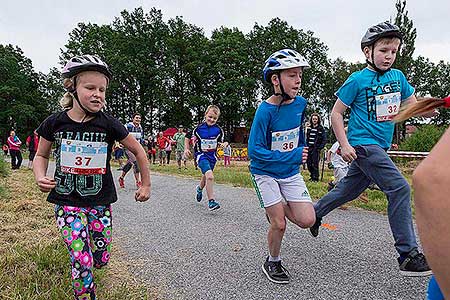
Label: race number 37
xmin=60 ymin=139 xmax=108 ymax=175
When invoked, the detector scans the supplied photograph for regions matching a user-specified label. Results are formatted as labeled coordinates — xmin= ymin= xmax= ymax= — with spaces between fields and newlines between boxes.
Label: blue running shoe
xmin=196 ymin=185 xmax=203 ymax=202
xmin=208 ymin=199 xmax=220 ymax=211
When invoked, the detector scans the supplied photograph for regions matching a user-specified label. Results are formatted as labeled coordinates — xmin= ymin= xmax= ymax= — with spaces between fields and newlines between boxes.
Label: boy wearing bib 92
xmin=309 ymin=22 xmax=432 ymax=277
xmin=248 ymin=49 xmax=315 ymax=284
xmin=33 ymin=55 xmax=151 ymax=300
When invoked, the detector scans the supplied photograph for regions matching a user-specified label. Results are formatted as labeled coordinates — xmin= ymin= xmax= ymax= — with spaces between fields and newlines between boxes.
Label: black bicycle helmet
xmin=361 ymin=21 xmax=403 ymax=50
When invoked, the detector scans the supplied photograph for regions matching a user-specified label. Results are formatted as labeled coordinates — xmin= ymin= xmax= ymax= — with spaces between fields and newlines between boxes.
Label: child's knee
xmin=270 ymin=218 xmax=287 ymax=233
xmin=296 ymin=214 xmax=316 ymax=228
xmin=206 ymin=172 xmax=214 ymax=181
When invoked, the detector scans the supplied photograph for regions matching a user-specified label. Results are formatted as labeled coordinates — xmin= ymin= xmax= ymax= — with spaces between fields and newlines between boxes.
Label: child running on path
xmin=325 ymin=128 xmax=349 ymax=191
xmin=248 ymin=49 xmax=315 ymax=284
xmin=184 ymin=105 xmax=225 ymax=211
xmin=309 ymin=21 xmax=433 ymax=277
xmin=33 ymin=55 xmax=151 ymax=300
xmin=118 ymin=113 xmax=145 ymax=188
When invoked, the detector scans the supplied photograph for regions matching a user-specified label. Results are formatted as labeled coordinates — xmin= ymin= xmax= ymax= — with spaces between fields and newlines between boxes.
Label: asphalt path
xmin=111 ymin=168 xmax=430 ymax=300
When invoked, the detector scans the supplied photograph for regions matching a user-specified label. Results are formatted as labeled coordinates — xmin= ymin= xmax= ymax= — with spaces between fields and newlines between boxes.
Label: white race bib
xmin=271 ymin=127 xmax=300 ymax=152
xmin=200 ymin=139 xmax=217 ymax=151
xmin=60 ymin=139 xmax=108 ymax=175
xmin=129 ymin=131 xmax=142 ymax=140
xmin=375 ymin=92 xmax=401 ymax=122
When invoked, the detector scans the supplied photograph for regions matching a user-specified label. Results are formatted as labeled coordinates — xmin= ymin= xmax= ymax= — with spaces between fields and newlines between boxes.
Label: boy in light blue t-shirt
xmin=248 ymin=49 xmax=315 ymax=284
xmin=309 ymin=21 xmax=433 ymax=277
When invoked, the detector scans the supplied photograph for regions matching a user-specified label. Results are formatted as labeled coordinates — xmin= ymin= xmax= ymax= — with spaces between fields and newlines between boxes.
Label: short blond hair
xmin=205 ymin=105 xmax=220 ymax=116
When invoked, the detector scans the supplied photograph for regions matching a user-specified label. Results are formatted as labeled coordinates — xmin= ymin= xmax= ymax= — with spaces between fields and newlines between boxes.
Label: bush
xmin=0 ymin=153 xmax=9 ymax=177
xmin=400 ymin=125 xmax=446 ymax=152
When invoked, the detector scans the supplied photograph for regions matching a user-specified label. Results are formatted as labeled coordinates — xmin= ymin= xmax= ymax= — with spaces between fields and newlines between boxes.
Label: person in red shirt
xmin=7 ymin=130 xmax=22 ymax=169
xmin=26 ymin=130 xmax=39 ymax=168
xmin=156 ymin=132 xmax=169 ymax=165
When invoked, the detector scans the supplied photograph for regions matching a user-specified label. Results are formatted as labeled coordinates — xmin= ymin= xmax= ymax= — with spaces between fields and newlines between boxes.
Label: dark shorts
xmin=29 ymin=151 xmax=36 ymax=161
xmin=114 ymin=148 xmax=124 ymax=159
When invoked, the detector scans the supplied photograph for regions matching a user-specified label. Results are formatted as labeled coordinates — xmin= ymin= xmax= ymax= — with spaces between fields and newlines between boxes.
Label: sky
xmin=1 ymin=0 xmax=449 ymax=74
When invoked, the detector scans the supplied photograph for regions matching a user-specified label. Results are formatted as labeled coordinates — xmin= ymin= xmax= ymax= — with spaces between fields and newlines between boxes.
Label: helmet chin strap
xmin=70 ymin=77 xmax=100 ymax=123
xmin=367 ymin=46 xmax=390 ymax=75
xmin=273 ymin=75 xmax=293 ymax=106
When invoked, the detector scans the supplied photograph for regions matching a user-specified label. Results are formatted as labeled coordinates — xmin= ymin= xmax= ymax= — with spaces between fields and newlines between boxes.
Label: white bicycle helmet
xmin=62 ymin=54 xmax=112 ymax=80
xmin=263 ymin=49 xmax=309 ymax=82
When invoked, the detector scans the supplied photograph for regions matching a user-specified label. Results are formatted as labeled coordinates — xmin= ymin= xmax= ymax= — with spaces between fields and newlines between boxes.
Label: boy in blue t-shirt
xmin=309 ymin=21 xmax=432 ymax=277
xmin=248 ymin=49 xmax=315 ymax=284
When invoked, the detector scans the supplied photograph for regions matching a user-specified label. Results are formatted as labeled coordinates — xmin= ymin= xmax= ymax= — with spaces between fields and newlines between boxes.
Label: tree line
xmin=1 ymin=1 xmax=449 ymax=144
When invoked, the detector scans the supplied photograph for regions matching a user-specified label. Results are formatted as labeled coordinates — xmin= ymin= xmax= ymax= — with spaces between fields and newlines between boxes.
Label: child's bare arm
xmin=33 ymin=137 xmax=56 ymax=192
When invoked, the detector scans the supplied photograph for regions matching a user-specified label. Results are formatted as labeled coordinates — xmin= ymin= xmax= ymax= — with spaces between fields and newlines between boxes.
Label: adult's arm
xmin=412 ymin=127 xmax=450 ymax=298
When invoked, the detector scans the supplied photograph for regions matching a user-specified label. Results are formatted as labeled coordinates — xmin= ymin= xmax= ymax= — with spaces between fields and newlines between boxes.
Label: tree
xmin=393 ymin=0 xmax=417 ymax=74
xmin=247 ymin=18 xmax=330 ymax=123
xmin=0 ymin=45 xmax=49 ymax=142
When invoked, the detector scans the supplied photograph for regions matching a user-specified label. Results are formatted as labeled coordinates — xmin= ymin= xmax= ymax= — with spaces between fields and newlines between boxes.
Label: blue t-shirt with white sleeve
xmin=336 ymin=68 xmax=414 ymax=149
xmin=248 ymin=96 xmax=307 ymax=179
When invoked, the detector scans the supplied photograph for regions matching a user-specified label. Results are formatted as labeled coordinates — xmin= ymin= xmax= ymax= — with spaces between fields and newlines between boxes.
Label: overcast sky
xmin=1 ymin=0 xmax=449 ymax=73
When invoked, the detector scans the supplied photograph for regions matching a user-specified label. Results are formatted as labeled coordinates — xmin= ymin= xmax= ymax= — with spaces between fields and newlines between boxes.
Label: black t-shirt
xmin=37 ymin=111 xmax=129 ymax=207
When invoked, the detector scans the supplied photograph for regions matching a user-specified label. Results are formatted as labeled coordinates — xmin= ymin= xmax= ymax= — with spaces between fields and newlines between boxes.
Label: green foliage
xmin=0 ymin=153 xmax=9 ymax=178
xmin=399 ymin=125 xmax=446 ymax=152
xmin=0 ymin=45 xmax=50 ymax=143
xmin=3 ymin=1 xmax=449 ymax=142
xmin=394 ymin=0 xmax=417 ymax=74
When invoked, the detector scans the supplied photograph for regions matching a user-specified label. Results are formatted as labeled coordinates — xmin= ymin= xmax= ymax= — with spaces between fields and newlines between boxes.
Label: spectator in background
xmin=26 ymin=130 xmax=39 ymax=168
xmin=2 ymin=143 xmax=8 ymax=156
xmin=306 ymin=113 xmax=327 ymax=181
xmin=147 ymin=136 xmax=157 ymax=164
xmin=173 ymin=125 xmax=187 ymax=170
xmin=157 ymin=132 xmax=169 ymax=165
xmin=165 ymin=136 xmax=173 ymax=164
xmin=223 ymin=142 xmax=232 ymax=167
xmin=7 ymin=130 xmax=22 ymax=169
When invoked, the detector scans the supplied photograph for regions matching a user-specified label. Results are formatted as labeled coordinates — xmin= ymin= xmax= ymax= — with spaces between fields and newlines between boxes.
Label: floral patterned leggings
xmin=55 ymin=205 xmax=112 ymax=300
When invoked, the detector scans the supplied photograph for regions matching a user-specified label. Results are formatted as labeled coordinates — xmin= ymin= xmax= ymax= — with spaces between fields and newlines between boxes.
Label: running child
xmin=33 ymin=55 xmax=151 ymax=300
xmin=325 ymin=127 xmax=349 ymax=191
xmin=184 ymin=105 xmax=225 ymax=211
xmin=248 ymin=49 xmax=315 ymax=284
xmin=118 ymin=113 xmax=145 ymax=188
xmin=309 ymin=21 xmax=432 ymax=277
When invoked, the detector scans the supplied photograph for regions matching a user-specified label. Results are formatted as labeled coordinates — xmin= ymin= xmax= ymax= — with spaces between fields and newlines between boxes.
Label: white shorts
xmin=251 ymin=173 xmax=312 ymax=208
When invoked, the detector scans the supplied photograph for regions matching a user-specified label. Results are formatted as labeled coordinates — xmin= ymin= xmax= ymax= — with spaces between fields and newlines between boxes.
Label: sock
xmin=268 ymin=255 xmax=281 ymax=262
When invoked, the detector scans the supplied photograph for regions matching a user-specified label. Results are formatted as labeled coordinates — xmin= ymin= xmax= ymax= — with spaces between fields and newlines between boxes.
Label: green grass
xmin=148 ymin=159 xmax=418 ymax=215
xmin=0 ymin=167 xmax=159 ymax=300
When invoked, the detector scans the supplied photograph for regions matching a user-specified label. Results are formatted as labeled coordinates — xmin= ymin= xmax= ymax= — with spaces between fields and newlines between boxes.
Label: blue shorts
xmin=114 ymin=148 xmax=124 ymax=159
xmin=198 ymin=158 xmax=216 ymax=174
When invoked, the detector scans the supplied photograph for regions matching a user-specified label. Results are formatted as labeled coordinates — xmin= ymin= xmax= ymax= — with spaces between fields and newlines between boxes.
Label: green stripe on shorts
xmin=250 ymin=173 xmax=264 ymax=208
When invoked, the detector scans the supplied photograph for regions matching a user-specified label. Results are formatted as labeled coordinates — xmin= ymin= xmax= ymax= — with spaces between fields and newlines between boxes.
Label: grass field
xmin=0 ymin=165 xmax=159 ymax=300
xmin=147 ymin=158 xmax=420 ymax=215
